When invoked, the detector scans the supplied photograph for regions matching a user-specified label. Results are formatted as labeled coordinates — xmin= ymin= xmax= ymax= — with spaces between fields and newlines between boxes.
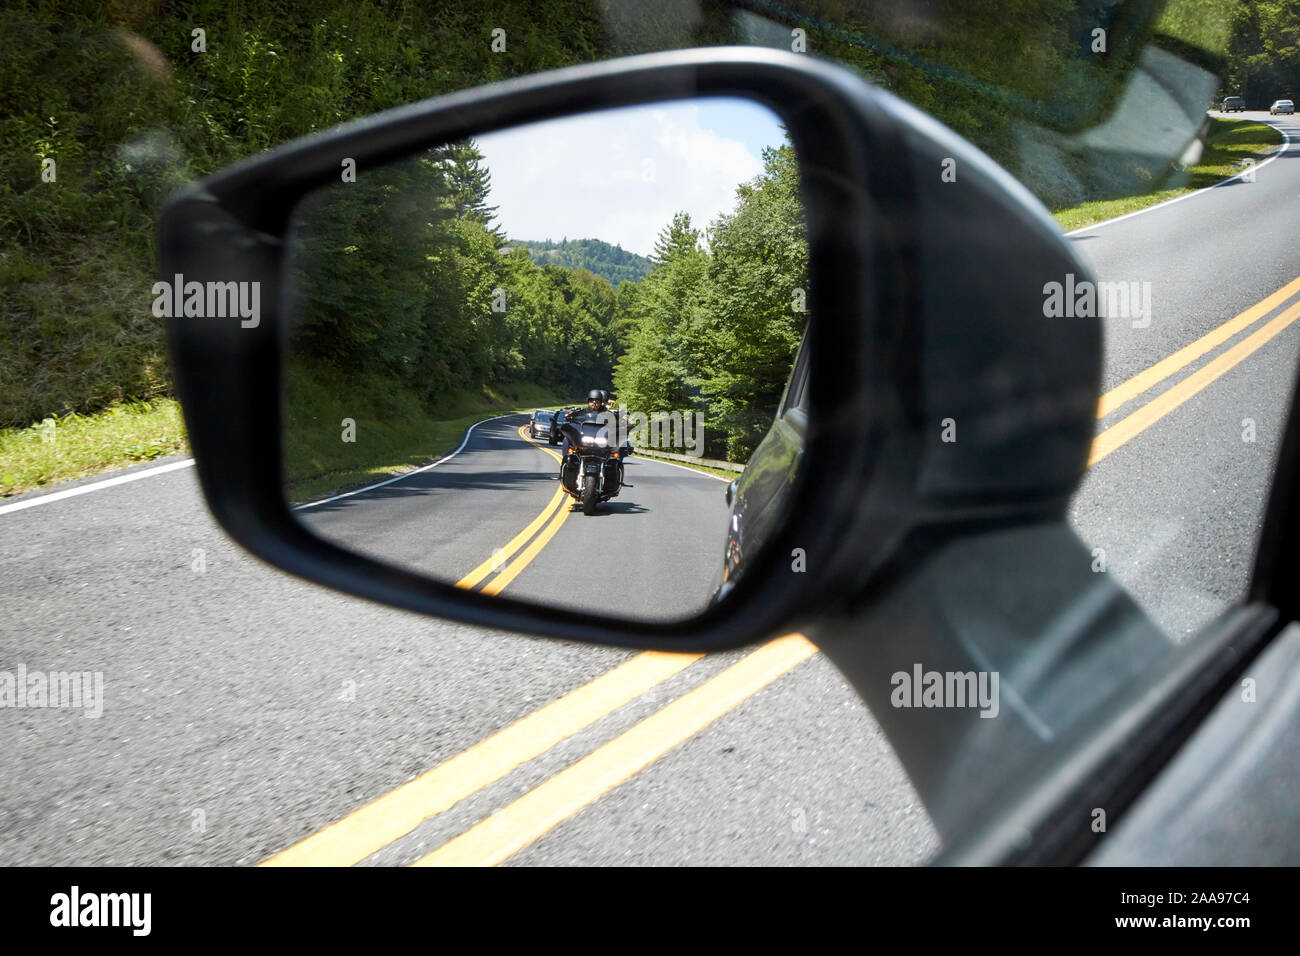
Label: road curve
xmin=294 ymin=414 xmax=735 ymax=621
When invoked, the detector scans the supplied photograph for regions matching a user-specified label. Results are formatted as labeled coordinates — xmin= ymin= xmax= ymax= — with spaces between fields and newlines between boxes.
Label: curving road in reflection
xmin=294 ymin=415 xmax=734 ymax=622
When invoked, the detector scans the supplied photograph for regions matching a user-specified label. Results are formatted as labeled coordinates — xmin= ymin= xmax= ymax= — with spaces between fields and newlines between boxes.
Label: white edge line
xmin=0 ymin=413 xmax=523 ymax=519
xmin=1066 ymin=118 xmax=1294 ymax=236
xmin=0 ymin=458 xmax=196 ymax=517
xmin=292 ymin=413 xmax=518 ymax=511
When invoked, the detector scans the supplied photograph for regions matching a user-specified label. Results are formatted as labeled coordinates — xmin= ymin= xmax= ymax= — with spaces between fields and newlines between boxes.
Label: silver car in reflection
xmin=711 ymin=330 xmax=810 ymax=604
xmin=529 ymin=408 xmax=557 ymax=441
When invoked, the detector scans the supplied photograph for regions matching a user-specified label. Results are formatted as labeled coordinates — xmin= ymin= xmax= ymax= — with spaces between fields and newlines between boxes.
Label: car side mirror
xmin=161 ymin=47 xmax=1101 ymax=653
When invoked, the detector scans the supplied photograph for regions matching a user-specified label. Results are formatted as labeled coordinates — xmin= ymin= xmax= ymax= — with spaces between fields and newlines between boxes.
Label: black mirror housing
xmin=161 ymin=47 xmax=1100 ymax=651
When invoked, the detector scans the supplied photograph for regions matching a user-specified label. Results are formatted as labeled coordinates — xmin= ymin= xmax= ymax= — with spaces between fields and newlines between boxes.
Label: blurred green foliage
xmin=2 ymin=0 xmax=1269 ymax=445
xmin=1 ymin=0 xmax=609 ymax=429
xmin=1224 ymin=0 xmax=1300 ymax=106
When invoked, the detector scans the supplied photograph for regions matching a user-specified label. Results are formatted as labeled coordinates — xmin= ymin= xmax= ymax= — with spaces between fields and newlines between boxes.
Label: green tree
xmin=650 ymin=211 xmax=701 ymax=264
xmin=432 ymin=139 xmax=503 ymax=241
xmin=612 ymin=143 xmax=808 ymax=460
xmin=691 ymin=144 xmax=808 ymax=459
xmin=613 ymin=214 xmax=707 ymax=422
xmin=1225 ymin=0 xmax=1300 ymax=107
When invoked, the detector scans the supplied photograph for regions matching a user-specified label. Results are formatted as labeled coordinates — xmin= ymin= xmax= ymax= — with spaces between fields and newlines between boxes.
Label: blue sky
xmin=475 ymin=96 xmax=788 ymax=258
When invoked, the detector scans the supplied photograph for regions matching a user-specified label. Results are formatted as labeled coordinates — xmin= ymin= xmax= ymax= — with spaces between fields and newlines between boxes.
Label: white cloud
xmin=475 ymin=99 xmax=780 ymax=258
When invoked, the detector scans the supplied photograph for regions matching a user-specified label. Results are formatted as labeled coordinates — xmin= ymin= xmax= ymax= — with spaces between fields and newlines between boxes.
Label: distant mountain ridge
xmin=510 ymin=238 xmax=653 ymax=286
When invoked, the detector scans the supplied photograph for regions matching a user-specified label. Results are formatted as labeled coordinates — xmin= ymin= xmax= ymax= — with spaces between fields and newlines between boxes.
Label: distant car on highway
xmin=1221 ymin=95 xmax=1246 ymax=112
xmin=1270 ymin=99 xmax=1295 ymax=115
xmin=529 ymin=408 xmax=556 ymax=441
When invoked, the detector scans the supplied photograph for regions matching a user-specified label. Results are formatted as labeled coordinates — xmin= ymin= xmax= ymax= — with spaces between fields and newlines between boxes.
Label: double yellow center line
xmin=263 ymin=275 xmax=1300 ymax=867
xmin=410 ymin=634 xmax=817 ymax=866
xmin=1090 ymin=275 xmax=1300 ymax=463
xmin=455 ymin=425 xmax=571 ymax=596
xmin=261 ymin=649 xmax=702 ymax=867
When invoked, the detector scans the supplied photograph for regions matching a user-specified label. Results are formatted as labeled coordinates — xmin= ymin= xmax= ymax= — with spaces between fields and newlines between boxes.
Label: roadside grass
xmin=0 ymin=372 xmax=572 ymax=502
xmin=283 ymin=365 xmax=571 ymax=504
xmin=0 ymin=398 xmax=187 ymax=496
xmin=1052 ymin=118 xmax=1284 ymax=232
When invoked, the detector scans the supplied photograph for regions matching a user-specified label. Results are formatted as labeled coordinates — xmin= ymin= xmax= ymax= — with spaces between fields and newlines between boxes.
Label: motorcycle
xmin=557 ymin=412 xmax=632 ymax=515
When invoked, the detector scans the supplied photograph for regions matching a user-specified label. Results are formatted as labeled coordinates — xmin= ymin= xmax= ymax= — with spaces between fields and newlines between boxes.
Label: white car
xmin=1270 ymin=99 xmax=1295 ymax=114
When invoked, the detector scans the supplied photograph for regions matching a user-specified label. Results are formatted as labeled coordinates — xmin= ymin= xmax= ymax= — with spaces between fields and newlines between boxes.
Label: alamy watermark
xmin=1044 ymin=273 xmax=1152 ymax=329
xmin=0 ymin=664 xmax=104 ymax=718
xmin=151 ymin=273 xmax=260 ymax=328
xmin=50 ymin=886 xmax=150 ymax=936
xmin=891 ymin=664 xmax=1000 ymax=718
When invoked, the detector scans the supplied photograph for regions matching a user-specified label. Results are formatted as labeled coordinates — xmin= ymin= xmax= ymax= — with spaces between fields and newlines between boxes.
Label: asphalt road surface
xmin=1 ymin=113 xmax=1296 ymax=866
xmin=1068 ymin=111 xmax=1300 ymax=640
xmin=296 ymin=418 xmax=732 ymax=622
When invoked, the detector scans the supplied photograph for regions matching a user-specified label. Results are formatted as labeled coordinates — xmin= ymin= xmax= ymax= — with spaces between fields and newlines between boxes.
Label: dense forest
xmin=1 ymin=0 xmax=1286 ymax=447
xmin=1224 ymin=0 xmax=1300 ymax=107
xmin=511 ymin=239 xmax=653 ymax=286
xmin=285 ymin=137 xmax=805 ymax=462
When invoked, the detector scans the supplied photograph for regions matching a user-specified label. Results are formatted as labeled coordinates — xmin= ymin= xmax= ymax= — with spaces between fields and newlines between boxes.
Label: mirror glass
xmin=281 ymin=97 xmax=809 ymax=622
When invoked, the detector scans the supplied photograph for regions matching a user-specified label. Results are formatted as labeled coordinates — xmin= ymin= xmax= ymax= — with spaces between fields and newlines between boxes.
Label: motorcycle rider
xmin=567 ymin=389 xmax=608 ymax=420
xmin=557 ymin=389 xmax=631 ymax=482
xmin=558 ymin=390 xmax=606 ymax=481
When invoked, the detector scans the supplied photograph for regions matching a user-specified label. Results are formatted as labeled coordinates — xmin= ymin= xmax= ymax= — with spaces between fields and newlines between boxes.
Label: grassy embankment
xmin=0 ymin=398 xmax=188 ymax=496
xmin=281 ymin=369 xmax=570 ymax=504
xmin=1052 ymin=117 xmax=1284 ymax=231
xmin=0 ymin=377 xmax=570 ymax=500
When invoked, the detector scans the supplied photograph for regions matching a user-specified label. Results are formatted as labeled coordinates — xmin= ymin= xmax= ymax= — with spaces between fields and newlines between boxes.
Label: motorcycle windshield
xmin=574 ymin=416 xmax=615 ymax=444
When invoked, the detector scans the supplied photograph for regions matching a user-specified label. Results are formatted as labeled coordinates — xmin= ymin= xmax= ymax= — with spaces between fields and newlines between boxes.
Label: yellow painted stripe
xmin=455 ymin=425 xmax=564 ymax=590
xmin=1097 ymin=276 xmax=1300 ymax=418
xmin=517 ymin=423 xmax=562 ymax=459
xmin=474 ymin=422 xmax=576 ymax=596
xmin=259 ymin=649 xmax=702 ymax=867
xmin=480 ymin=490 xmax=572 ymax=596
xmin=411 ymin=633 xmax=817 ymax=867
xmin=456 ymin=485 xmax=565 ymax=590
xmin=1090 ymin=298 xmax=1300 ymax=465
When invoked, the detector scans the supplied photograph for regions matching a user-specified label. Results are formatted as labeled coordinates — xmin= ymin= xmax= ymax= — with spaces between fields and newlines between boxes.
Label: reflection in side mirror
xmin=280 ymin=98 xmax=809 ymax=623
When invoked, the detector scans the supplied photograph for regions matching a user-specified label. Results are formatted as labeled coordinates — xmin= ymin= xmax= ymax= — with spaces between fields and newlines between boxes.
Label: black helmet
xmin=588 ymin=389 xmax=603 ymax=402
xmin=599 ymin=389 xmax=610 ymax=404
